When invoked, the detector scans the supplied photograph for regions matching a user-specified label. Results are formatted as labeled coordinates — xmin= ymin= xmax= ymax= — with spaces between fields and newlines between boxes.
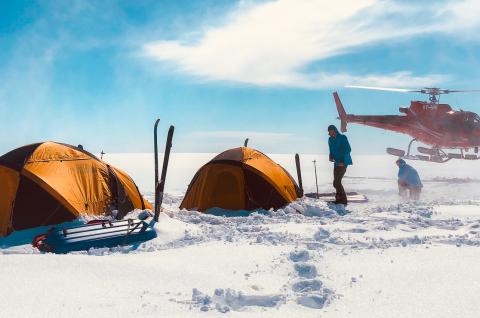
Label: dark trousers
xmin=333 ymin=165 xmax=347 ymax=204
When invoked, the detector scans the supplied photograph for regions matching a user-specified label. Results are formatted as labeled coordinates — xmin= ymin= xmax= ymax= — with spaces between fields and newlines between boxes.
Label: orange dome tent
xmin=180 ymin=147 xmax=301 ymax=212
xmin=0 ymin=142 xmax=152 ymax=236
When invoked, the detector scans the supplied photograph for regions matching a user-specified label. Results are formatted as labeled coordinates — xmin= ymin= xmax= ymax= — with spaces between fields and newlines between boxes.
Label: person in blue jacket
xmin=396 ymin=159 xmax=422 ymax=200
xmin=328 ymin=125 xmax=352 ymax=205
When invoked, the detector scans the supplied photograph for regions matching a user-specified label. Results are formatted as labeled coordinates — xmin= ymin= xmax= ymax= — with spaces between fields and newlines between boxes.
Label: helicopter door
xmin=439 ymin=114 xmax=457 ymax=132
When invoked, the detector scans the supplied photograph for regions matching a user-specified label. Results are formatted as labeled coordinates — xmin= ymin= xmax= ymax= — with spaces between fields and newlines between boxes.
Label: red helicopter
xmin=333 ymin=86 xmax=480 ymax=163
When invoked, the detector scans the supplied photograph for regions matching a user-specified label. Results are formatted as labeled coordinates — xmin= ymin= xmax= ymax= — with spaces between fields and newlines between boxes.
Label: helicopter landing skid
xmin=387 ymin=148 xmax=448 ymax=162
xmin=387 ymin=147 xmax=452 ymax=163
xmin=386 ymin=139 xmax=479 ymax=163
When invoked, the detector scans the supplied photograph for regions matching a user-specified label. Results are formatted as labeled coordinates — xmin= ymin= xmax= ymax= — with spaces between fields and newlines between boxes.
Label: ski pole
xmin=313 ymin=160 xmax=319 ymax=199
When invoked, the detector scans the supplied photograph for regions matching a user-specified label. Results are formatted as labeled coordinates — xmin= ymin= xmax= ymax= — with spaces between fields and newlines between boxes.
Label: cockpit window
xmin=461 ymin=112 xmax=480 ymax=132
xmin=473 ymin=113 xmax=480 ymax=123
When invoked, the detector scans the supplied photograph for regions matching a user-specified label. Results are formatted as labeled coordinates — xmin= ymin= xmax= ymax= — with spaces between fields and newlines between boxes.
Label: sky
xmin=1 ymin=0 xmax=480 ymax=155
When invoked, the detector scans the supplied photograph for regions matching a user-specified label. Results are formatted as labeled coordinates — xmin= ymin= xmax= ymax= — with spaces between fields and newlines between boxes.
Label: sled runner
xmin=34 ymin=120 xmax=174 ymax=253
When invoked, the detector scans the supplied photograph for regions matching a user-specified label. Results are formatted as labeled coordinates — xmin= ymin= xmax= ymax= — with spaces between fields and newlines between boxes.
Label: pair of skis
xmin=154 ymin=120 xmax=174 ymax=222
xmin=34 ymin=120 xmax=174 ymax=253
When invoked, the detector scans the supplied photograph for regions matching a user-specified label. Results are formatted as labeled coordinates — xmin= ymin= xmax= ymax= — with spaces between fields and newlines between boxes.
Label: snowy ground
xmin=1 ymin=154 xmax=480 ymax=317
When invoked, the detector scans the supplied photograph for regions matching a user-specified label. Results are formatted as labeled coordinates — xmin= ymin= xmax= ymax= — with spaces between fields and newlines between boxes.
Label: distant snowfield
xmin=1 ymin=154 xmax=480 ymax=317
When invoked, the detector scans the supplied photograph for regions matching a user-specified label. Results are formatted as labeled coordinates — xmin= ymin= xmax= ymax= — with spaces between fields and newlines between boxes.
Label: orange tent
xmin=180 ymin=147 xmax=301 ymax=212
xmin=0 ymin=142 xmax=151 ymax=236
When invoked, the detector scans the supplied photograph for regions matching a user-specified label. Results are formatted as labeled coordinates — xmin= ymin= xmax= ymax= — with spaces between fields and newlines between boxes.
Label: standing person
xmin=328 ymin=125 xmax=352 ymax=205
xmin=396 ymin=159 xmax=422 ymax=200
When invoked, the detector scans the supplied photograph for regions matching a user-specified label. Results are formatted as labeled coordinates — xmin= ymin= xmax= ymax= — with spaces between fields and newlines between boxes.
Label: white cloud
xmin=142 ymin=0 xmax=480 ymax=88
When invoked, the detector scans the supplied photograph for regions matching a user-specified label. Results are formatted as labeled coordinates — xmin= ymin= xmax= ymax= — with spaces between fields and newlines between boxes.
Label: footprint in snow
xmin=289 ymin=250 xmax=310 ymax=262
xmin=287 ymin=251 xmax=335 ymax=310
xmin=292 ymin=279 xmax=323 ymax=293
xmin=313 ymin=228 xmax=330 ymax=241
xmin=348 ymin=228 xmax=368 ymax=233
xmin=294 ymin=263 xmax=318 ymax=279
xmin=191 ymin=288 xmax=284 ymax=312
xmin=297 ymin=294 xmax=328 ymax=309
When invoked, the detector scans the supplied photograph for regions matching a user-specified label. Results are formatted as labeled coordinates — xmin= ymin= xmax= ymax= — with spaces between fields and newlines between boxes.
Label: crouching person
xmin=396 ymin=159 xmax=422 ymax=200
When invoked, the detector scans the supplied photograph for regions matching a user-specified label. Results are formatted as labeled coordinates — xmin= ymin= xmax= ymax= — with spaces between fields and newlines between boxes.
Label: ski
xmin=155 ymin=125 xmax=174 ymax=222
xmin=154 ymin=118 xmax=160 ymax=217
xmin=295 ymin=153 xmax=304 ymax=196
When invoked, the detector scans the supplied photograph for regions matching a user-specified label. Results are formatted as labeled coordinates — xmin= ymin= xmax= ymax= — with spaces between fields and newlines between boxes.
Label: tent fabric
xmin=180 ymin=147 xmax=300 ymax=212
xmin=111 ymin=167 xmax=149 ymax=210
xmin=183 ymin=163 xmax=246 ymax=211
xmin=11 ymin=175 xmax=73 ymax=232
xmin=0 ymin=166 xmax=19 ymax=236
xmin=22 ymin=156 xmax=113 ymax=216
xmin=0 ymin=142 xmax=152 ymax=236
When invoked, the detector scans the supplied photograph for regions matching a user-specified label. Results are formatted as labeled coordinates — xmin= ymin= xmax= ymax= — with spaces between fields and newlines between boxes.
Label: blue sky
xmin=1 ymin=0 xmax=480 ymax=155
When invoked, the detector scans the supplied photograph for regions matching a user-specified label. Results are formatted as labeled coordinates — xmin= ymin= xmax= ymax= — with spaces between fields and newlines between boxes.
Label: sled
xmin=34 ymin=120 xmax=174 ymax=253
xmin=304 ymin=191 xmax=368 ymax=203
xmin=36 ymin=217 xmax=157 ymax=253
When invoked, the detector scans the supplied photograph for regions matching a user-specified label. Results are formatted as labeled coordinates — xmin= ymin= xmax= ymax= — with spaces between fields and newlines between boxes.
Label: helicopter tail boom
xmin=333 ymin=92 xmax=348 ymax=132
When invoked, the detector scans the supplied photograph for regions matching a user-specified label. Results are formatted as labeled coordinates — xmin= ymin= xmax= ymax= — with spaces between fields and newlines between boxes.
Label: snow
xmin=323 ymin=246 xmax=480 ymax=318
xmin=1 ymin=154 xmax=480 ymax=317
xmin=433 ymin=205 xmax=480 ymax=220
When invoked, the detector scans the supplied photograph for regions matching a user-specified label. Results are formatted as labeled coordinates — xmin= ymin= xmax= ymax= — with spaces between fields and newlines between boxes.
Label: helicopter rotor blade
xmin=444 ymin=89 xmax=480 ymax=93
xmin=346 ymin=85 xmax=480 ymax=95
xmin=345 ymin=85 xmax=421 ymax=93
